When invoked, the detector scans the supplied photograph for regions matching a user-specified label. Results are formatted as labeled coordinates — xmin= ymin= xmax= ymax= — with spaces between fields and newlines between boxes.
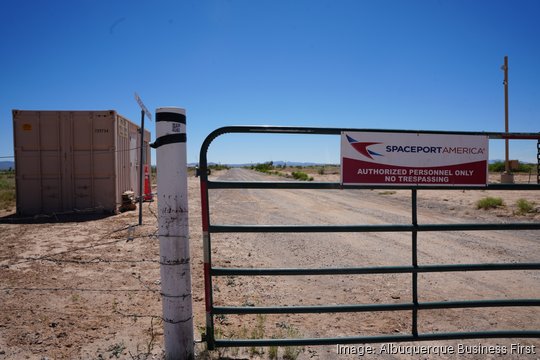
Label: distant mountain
xmin=489 ymin=159 xmax=536 ymax=165
xmin=0 ymin=161 xmax=14 ymax=170
xmin=188 ymin=161 xmax=333 ymax=168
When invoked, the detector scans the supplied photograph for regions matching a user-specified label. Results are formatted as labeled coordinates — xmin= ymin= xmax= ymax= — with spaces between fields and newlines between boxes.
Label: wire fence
xmin=0 ymin=145 xmax=149 ymax=161
xmin=0 ymin=202 xmax=169 ymax=359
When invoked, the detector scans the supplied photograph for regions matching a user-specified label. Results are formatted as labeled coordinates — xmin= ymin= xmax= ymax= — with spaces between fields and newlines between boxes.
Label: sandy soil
xmin=0 ymin=169 xmax=538 ymax=359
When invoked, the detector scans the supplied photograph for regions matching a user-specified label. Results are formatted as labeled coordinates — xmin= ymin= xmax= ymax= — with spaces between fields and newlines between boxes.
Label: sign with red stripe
xmin=341 ymin=132 xmax=489 ymax=186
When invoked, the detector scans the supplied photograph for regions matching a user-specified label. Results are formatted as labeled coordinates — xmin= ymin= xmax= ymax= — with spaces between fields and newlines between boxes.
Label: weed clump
xmin=476 ymin=197 xmax=504 ymax=210
xmin=291 ymin=171 xmax=313 ymax=181
xmin=252 ymin=161 xmax=275 ymax=173
xmin=516 ymin=198 xmax=536 ymax=215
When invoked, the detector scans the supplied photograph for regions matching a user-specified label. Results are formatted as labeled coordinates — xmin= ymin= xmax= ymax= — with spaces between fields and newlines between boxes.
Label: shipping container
xmin=12 ymin=110 xmax=151 ymax=215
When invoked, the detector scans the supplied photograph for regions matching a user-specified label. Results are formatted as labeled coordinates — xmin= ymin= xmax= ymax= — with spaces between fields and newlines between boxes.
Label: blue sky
xmin=1 ymin=0 xmax=539 ymax=165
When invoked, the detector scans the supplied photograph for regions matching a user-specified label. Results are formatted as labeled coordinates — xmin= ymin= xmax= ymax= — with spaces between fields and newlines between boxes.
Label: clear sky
xmin=1 ymin=0 xmax=539 ymax=165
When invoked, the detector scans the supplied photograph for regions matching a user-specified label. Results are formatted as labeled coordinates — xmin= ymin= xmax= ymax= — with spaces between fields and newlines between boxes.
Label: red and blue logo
xmin=346 ymin=135 xmax=383 ymax=160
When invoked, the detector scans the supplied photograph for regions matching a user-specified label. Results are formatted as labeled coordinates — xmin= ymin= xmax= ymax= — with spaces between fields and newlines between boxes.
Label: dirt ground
xmin=0 ymin=169 xmax=538 ymax=359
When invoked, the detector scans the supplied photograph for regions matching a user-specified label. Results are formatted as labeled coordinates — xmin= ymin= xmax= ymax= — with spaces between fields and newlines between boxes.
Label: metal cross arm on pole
xmin=134 ymin=92 xmax=153 ymax=225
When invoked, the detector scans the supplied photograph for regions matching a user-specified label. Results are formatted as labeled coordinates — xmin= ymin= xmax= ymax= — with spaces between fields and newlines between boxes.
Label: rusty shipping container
xmin=12 ymin=110 xmax=151 ymax=215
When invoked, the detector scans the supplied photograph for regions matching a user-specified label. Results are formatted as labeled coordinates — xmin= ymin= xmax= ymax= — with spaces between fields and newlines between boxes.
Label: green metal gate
xmin=198 ymin=126 xmax=540 ymax=349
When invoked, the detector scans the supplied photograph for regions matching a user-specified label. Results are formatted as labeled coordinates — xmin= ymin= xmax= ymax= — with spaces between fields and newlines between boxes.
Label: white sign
xmin=341 ymin=132 xmax=489 ymax=186
xmin=134 ymin=92 xmax=152 ymax=121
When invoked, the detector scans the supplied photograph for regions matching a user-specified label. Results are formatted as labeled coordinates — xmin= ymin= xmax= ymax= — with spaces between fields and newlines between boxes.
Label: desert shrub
xmin=516 ymin=198 xmax=536 ymax=214
xmin=283 ymin=326 xmax=303 ymax=360
xmin=252 ymin=161 xmax=274 ymax=173
xmin=488 ymin=161 xmax=535 ymax=173
xmin=292 ymin=171 xmax=313 ymax=181
xmin=488 ymin=161 xmax=505 ymax=172
xmin=209 ymin=164 xmax=230 ymax=171
xmin=476 ymin=197 xmax=504 ymax=210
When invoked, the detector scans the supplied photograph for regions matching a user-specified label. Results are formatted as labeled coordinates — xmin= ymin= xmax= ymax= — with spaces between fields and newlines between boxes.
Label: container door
xmin=60 ymin=112 xmax=74 ymax=212
xmin=91 ymin=112 xmax=116 ymax=211
xmin=71 ymin=112 xmax=93 ymax=210
xmin=13 ymin=111 xmax=63 ymax=214
xmin=129 ymin=135 xmax=137 ymax=193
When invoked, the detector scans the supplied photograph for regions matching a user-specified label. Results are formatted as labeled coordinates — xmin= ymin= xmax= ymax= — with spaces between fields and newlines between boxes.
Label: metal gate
xmin=198 ymin=126 xmax=540 ymax=349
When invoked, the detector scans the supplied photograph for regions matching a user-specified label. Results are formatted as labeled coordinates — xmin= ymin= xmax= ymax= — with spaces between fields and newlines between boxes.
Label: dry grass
xmin=476 ymin=196 xmax=504 ymax=210
xmin=516 ymin=198 xmax=536 ymax=215
xmin=0 ymin=170 xmax=16 ymax=211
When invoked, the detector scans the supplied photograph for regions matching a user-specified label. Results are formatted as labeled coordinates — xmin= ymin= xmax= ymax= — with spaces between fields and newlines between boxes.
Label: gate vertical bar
xmin=200 ymin=174 xmax=215 ymax=349
xmin=537 ymin=139 xmax=539 ymax=184
xmin=411 ymin=189 xmax=419 ymax=336
xmin=154 ymin=107 xmax=194 ymax=359
xmin=198 ymin=136 xmax=215 ymax=350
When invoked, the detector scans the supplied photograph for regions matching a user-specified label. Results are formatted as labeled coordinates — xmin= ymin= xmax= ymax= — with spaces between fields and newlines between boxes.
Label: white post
xmin=154 ymin=107 xmax=194 ymax=359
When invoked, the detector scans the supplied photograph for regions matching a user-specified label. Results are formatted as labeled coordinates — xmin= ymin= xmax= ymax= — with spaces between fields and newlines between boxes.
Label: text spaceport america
xmin=384 ymin=145 xmax=486 ymax=155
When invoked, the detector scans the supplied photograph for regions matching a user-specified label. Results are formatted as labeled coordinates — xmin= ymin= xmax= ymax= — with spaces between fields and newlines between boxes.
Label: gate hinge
xmin=195 ymin=167 xmax=211 ymax=177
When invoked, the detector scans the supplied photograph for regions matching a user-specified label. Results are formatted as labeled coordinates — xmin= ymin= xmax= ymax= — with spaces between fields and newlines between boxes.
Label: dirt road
xmin=0 ymin=167 xmax=538 ymax=359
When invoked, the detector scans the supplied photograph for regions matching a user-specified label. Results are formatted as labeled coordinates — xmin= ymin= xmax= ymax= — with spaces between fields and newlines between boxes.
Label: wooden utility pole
xmin=501 ymin=56 xmax=514 ymax=183
xmin=503 ymin=56 xmax=509 ymax=171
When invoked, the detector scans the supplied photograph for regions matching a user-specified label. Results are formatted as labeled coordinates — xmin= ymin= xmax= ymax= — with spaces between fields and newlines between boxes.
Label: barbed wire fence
xmin=0 ymin=200 xmax=173 ymax=359
xmin=0 ymin=145 xmax=147 ymax=160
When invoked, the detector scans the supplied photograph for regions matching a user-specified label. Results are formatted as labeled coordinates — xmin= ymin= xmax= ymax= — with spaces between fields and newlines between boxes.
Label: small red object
xmin=144 ymin=164 xmax=153 ymax=201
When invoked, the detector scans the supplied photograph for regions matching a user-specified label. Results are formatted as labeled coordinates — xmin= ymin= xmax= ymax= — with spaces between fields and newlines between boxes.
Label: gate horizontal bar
xmin=201 ymin=125 xmax=540 ymax=141
xmin=210 ymin=223 xmax=540 ymax=233
xmin=208 ymin=181 xmax=540 ymax=191
xmin=214 ymin=330 xmax=540 ymax=347
xmin=212 ymin=263 xmax=540 ymax=276
xmin=214 ymin=299 xmax=540 ymax=315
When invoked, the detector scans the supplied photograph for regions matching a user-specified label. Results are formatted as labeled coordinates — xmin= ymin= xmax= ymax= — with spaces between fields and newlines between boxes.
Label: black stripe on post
xmin=156 ymin=112 xmax=186 ymax=124
xmin=150 ymin=133 xmax=187 ymax=149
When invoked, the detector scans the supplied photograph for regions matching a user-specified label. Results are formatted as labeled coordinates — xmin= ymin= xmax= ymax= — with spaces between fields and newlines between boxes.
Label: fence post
xmin=154 ymin=107 xmax=194 ymax=359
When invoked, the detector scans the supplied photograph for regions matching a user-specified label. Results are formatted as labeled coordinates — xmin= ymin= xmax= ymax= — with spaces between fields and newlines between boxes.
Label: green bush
xmin=209 ymin=164 xmax=230 ymax=171
xmin=488 ymin=161 xmax=505 ymax=172
xmin=517 ymin=163 xmax=535 ymax=172
xmin=516 ymin=198 xmax=536 ymax=214
xmin=252 ymin=161 xmax=274 ymax=173
xmin=476 ymin=197 xmax=504 ymax=210
xmin=488 ymin=161 xmax=535 ymax=173
xmin=291 ymin=171 xmax=313 ymax=181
